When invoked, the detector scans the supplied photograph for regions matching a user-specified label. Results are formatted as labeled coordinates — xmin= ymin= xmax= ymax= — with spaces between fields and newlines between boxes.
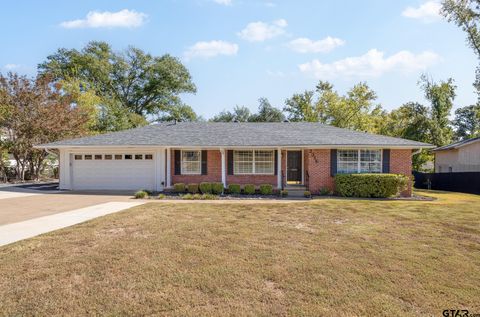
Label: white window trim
xmin=181 ymin=149 xmax=202 ymax=175
xmin=337 ymin=149 xmax=383 ymax=174
xmin=234 ymin=150 xmax=275 ymax=175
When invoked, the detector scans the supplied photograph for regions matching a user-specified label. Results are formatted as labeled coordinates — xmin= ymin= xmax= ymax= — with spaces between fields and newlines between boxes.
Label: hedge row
xmin=334 ymin=173 xmax=408 ymax=198
xmin=173 ymin=183 xmax=275 ymax=195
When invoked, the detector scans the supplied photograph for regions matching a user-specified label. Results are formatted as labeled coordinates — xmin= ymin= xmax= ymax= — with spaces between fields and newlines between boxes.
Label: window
xmin=104 ymin=155 xmax=112 ymax=160
xmin=181 ymin=150 xmax=201 ymax=174
xmin=74 ymin=155 xmax=82 ymax=160
xmin=135 ymin=154 xmax=143 ymax=160
xmin=114 ymin=154 xmax=122 ymax=160
xmin=234 ymin=150 xmax=274 ymax=175
xmin=337 ymin=149 xmax=382 ymax=174
xmin=84 ymin=155 xmax=92 ymax=160
xmin=145 ymin=154 xmax=153 ymax=160
xmin=124 ymin=154 xmax=132 ymax=160
xmin=94 ymin=154 xmax=102 ymax=160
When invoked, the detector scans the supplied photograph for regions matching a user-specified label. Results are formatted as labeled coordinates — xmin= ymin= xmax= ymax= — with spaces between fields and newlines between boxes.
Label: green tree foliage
xmin=284 ymin=81 xmax=385 ymax=133
xmin=453 ymin=104 xmax=480 ymax=139
xmin=38 ymin=41 xmax=197 ymax=131
xmin=211 ymin=106 xmax=251 ymax=122
xmin=249 ymin=98 xmax=285 ymax=122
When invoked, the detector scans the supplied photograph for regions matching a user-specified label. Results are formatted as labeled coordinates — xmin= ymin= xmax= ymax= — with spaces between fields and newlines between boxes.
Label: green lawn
xmin=1 ymin=191 xmax=479 ymax=316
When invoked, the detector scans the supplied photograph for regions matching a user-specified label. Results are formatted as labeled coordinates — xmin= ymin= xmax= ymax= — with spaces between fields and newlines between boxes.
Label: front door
xmin=287 ymin=151 xmax=302 ymax=184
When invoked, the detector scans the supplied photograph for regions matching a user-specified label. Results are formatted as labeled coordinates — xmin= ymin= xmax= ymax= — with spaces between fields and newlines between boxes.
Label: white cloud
xmin=288 ymin=36 xmax=345 ymax=53
xmin=299 ymin=49 xmax=441 ymax=79
xmin=184 ymin=40 xmax=239 ymax=60
xmin=238 ymin=19 xmax=287 ymax=42
xmin=4 ymin=64 xmax=21 ymax=70
xmin=60 ymin=9 xmax=147 ymax=29
xmin=213 ymin=0 xmax=232 ymax=5
xmin=402 ymin=1 xmax=442 ymax=22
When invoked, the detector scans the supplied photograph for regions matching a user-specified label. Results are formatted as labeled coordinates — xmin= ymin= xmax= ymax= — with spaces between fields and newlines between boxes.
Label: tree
xmin=0 ymin=72 xmax=91 ymax=180
xmin=249 ymin=98 xmax=285 ymax=122
xmin=442 ymin=0 xmax=480 ymax=97
xmin=38 ymin=41 xmax=197 ymax=131
xmin=211 ymin=106 xmax=252 ymax=122
xmin=419 ymin=75 xmax=455 ymax=146
xmin=284 ymin=81 xmax=385 ymax=133
xmin=453 ymin=104 xmax=480 ymax=139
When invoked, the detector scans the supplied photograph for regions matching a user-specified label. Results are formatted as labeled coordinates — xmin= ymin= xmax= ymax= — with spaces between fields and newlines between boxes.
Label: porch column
xmin=277 ymin=147 xmax=282 ymax=189
xmin=166 ymin=147 xmax=171 ymax=188
xmin=220 ymin=148 xmax=226 ymax=188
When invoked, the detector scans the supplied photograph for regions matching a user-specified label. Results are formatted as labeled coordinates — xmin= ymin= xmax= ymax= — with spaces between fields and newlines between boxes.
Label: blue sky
xmin=0 ymin=0 xmax=477 ymax=118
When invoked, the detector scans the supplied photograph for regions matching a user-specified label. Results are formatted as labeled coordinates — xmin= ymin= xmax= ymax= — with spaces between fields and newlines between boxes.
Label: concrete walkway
xmin=0 ymin=201 xmax=144 ymax=246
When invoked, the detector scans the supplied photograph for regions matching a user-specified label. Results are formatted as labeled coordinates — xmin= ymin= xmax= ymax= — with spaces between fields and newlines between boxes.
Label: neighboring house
xmin=36 ymin=122 xmax=433 ymax=196
xmin=433 ymin=136 xmax=480 ymax=173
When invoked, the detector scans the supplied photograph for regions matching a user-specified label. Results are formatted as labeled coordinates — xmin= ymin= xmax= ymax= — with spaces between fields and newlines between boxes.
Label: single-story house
xmin=433 ymin=136 xmax=480 ymax=173
xmin=36 ymin=122 xmax=433 ymax=196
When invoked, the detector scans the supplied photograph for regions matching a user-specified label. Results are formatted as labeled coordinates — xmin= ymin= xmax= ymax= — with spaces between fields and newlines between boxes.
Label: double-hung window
xmin=234 ymin=150 xmax=274 ymax=175
xmin=337 ymin=149 xmax=382 ymax=174
xmin=181 ymin=150 xmax=201 ymax=175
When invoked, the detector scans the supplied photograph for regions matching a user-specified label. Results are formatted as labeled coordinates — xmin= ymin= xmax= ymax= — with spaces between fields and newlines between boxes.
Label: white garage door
xmin=71 ymin=153 xmax=155 ymax=191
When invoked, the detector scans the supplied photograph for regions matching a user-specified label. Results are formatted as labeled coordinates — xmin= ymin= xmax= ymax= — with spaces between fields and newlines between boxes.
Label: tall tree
xmin=419 ymin=75 xmax=455 ymax=146
xmin=38 ymin=41 xmax=197 ymax=131
xmin=0 ymin=73 xmax=91 ymax=180
xmin=453 ymin=104 xmax=480 ymax=139
xmin=249 ymin=98 xmax=285 ymax=122
xmin=211 ymin=106 xmax=252 ymax=122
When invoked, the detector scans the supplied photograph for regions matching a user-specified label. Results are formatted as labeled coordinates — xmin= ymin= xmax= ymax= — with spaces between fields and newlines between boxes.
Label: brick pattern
xmin=389 ymin=149 xmax=413 ymax=196
xmin=171 ymin=150 xmax=222 ymax=184
xmin=305 ymin=149 xmax=335 ymax=194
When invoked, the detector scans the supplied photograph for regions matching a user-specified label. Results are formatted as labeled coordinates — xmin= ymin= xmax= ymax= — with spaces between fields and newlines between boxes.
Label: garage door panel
xmin=72 ymin=156 xmax=155 ymax=190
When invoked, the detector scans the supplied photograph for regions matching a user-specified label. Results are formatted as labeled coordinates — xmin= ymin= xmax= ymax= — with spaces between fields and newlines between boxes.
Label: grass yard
xmin=1 ymin=191 xmax=479 ymax=316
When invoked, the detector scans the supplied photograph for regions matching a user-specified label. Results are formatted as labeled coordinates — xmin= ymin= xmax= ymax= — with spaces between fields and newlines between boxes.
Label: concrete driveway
xmin=0 ymin=183 xmax=136 ymax=225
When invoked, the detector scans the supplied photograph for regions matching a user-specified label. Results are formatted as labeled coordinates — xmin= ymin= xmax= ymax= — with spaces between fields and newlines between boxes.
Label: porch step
xmin=285 ymin=186 xmax=307 ymax=197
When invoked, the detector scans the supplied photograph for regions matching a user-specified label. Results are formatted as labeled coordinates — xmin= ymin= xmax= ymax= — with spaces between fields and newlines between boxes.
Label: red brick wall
xmin=171 ymin=150 xmax=222 ymax=184
xmin=306 ymin=149 xmax=335 ymax=194
xmin=390 ymin=149 xmax=413 ymax=196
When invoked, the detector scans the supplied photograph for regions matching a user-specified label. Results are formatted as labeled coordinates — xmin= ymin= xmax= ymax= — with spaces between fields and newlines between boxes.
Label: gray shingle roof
xmin=432 ymin=136 xmax=480 ymax=151
xmin=37 ymin=122 xmax=433 ymax=148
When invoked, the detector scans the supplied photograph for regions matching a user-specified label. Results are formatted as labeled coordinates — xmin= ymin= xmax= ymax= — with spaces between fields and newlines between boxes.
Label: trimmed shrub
xmin=280 ymin=189 xmax=288 ymax=197
xmin=187 ymin=183 xmax=199 ymax=194
xmin=304 ymin=190 xmax=312 ymax=198
xmin=228 ymin=184 xmax=241 ymax=195
xmin=243 ymin=184 xmax=256 ymax=195
xmin=199 ymin=182 xmax=213 ymax=194
xmin=211 ymin=182 xmax=224 ymax=195
xmin=319 ymin=187 xmax=331 ymax=196
xmin=335 ymin=173 xmax=409 ymax=198
xmin=173 ymin=183 xmax=186 ymax=193
xmin=259 ymin=184 xmax=273 ymax=195
xmin=134 ymin=190 xmax=148 ymax=199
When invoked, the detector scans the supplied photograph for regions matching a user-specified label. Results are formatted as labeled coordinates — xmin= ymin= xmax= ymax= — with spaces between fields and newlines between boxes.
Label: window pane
xmin=84 ymin=155 xmax=92 ymax=160
xmin=337 ymin=150 xmax=358 ymax=173
xmin=360 ymin=150 xmax=381 ymax=173
xmin=145 ymin=154 xmax=153 ymax=160
xmin=181 ymin=151 xmax=201 ymax=174
xmin=234 ymin=151 xmax=254 ymax=174
xmin=135 ymin=154 xmax=143 ymax=160
xmin=94 ymin=154 xmax=102 ymax=160
xmin=104 ymin=155 xmax=112 ymax=160
xmin=74 ymin=155 xmax=82 ymax=160
xmin=125 ymin=154 xmax=132 ymax=160
xmin=114 ymin=154 xmax=122 ymax=160
xmin=255 ymin=162 xmax=274 ymax=174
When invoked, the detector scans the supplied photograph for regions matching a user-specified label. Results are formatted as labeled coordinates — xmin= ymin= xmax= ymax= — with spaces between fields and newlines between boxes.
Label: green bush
xmin=259 ymin=184 xmax=273 ymax=195
xmin=304 ymin=190 xmax=312 ymax=198
xmin=228 ymin=184 xmax=241 ymax=195
xmin=211 ymin=182 xmax=224 ymax=194
xmin=134 ymin=190 xmax=148 ymax=199
xmin=335 ymin=173 xmax=409 ymax=198
xmin=182 ymin=193 xmax=218 ymax=200
xmin=199 ymin=182 xmax=213 ymax=194
xmin=319 ymin=187 xmax=331 ymax=196
xmin=243 ymin=184 xmax=256 ymax=195
xmin=158 ymin=194 xmax=166 ymax=199
xmin=187 ymin=183 xmax=199 ymax=194
xmin=202 ymin=193 xmax=219 ymax=200
xmin=173 ymin=183 xmax=186 ymax=193
xmin=280 ymin=189 xmax=288 ymax=197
